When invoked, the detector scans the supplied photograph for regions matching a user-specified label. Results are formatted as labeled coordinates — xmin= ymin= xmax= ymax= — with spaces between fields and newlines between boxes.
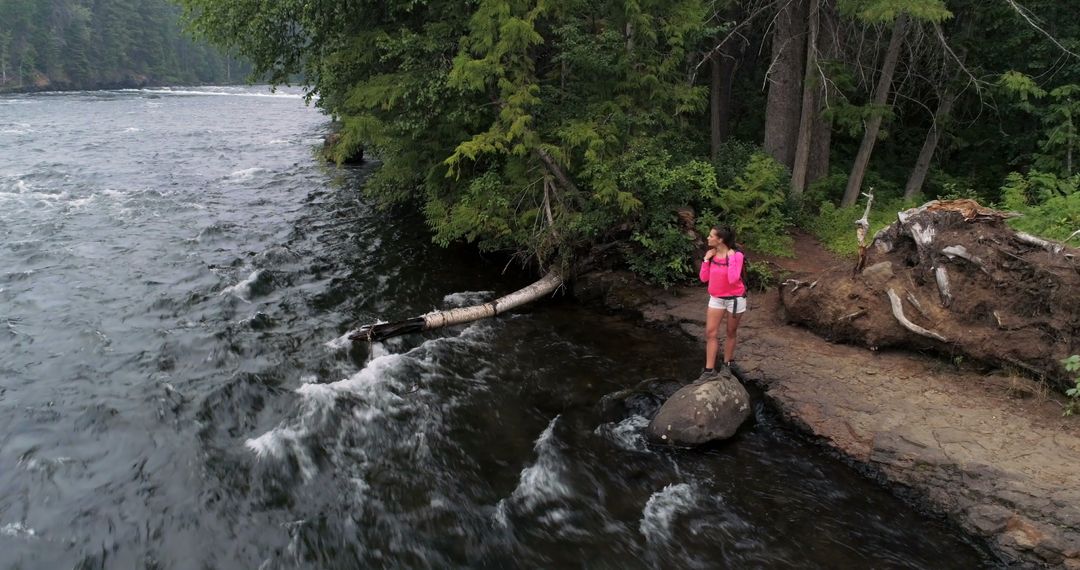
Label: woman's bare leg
xmin=723 ymin=311 xmax=743 ymax=363
xmin=705 ymin=307 xmax=724 ymax=369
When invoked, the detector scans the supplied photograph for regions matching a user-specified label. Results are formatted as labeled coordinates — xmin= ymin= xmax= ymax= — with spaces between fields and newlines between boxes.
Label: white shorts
xmin=708 ymin=295 xmax=747 ymax=313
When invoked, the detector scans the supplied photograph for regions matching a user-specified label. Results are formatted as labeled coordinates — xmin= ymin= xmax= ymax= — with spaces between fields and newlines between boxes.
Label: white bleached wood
xmin=887 ymin=288 xmax=947 ymax=342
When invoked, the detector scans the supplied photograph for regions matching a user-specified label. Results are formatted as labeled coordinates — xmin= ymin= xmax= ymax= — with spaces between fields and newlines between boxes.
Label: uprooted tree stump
xmin=780 ymin=199 xmax=1080 ymax=392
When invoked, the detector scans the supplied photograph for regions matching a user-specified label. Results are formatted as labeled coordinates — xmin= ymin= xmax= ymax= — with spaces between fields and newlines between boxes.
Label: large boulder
xmin=647 ymin=371 xmax=751 ymax=446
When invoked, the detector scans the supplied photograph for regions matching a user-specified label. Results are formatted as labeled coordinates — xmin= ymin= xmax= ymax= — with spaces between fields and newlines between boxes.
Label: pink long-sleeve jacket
xmin=699 ymin=251 xmax=746 ymax=297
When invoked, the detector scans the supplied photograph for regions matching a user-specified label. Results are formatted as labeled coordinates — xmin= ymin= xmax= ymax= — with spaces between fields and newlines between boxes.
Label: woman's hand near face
xmin=703 ymin=248 xmax=715 ymax=262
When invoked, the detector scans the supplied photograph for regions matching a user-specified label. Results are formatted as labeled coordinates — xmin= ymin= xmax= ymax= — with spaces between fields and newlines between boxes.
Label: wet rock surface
xmin=581 ymin=234 xmax=1080 ymax=568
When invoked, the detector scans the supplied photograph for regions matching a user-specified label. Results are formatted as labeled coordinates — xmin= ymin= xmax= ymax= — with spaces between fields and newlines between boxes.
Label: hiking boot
xmin=693 ymin=368 xmax=719 ymax=384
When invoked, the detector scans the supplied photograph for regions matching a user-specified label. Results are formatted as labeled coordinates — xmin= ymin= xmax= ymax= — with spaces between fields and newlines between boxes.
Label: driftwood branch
xmin=934 ymin=266 xmax=952 ymax=307
xmin=840 ymin=309 xmax=868 ymax=322
xmin=941 ymin=244 xmax=990 ymax=274
xmin=853 ymin=189 xmax=875 ymax=275
xmin=542 ymin=178 xmax=561 ymax=241
xmin=887 ymin=288 xmax=947 ymax=342
xmin=350 ymin=269 xmax=564 ymax=342
xmin=905 ymin=291 xmax=930 ymax=319
xmin=1015 ymin=231 xmax=1066 ymax=254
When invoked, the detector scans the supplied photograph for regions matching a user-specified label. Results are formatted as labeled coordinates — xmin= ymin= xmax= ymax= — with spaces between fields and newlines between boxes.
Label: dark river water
xmin=0 ymin=87 xmax=994 ymax=569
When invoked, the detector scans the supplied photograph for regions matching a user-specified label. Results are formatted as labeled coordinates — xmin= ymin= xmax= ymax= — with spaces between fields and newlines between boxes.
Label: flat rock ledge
xmin=579 ymin=275 xmax=1080 ymax=569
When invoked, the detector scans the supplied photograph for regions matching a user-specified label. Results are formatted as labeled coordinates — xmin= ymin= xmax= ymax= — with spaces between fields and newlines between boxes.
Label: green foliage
xmin=1063 ymin=355 xmax=1080 ymax=416
xmin=838 ymin=0 xmax=951 ymax=24
xmin=620 ymin=146 xmax=718 ymax=286
xmin=803 ymin=194 xmax=915 ymax=257
xmin=0 ymin=0 xmax=244 ymax=91
xmin=999 ymin=73 xmax=1080 ymax=177
xmin=712 ymin=140 xmax=758 ymax=188
xmin=1000 ymin=170 xmax=1080 ymax=242
xmin=744 ymin=260 xmax=776 ymax=292
xmin=705 ymin=152 xmax=793 ymax=257
xmin=175 ymin=0 xmax=1080 ymax=288
xmin=182 ymin=0 xmax=717 ymax=282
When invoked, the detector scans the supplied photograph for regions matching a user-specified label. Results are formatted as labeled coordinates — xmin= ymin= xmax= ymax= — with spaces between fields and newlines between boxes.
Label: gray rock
xmin=647 ymin=371 xmax=751 ymax=446
xmin=862 ymin=261 xmax=894 ymax=287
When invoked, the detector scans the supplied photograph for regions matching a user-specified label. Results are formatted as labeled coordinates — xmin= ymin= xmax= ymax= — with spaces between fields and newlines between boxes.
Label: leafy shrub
xmin=712 ymin=140 xmax=758 ymax=188
xmin=744 ymin=260 xmax=777 ymax=292
xmin=1064 ymin=355 xmax=1080 ymax=416
xmin=802 ymin=194 xmax=915 ymax=257
xmin=613 ymin=145 xmax=718 ymax=286
xmin=620 ymin=142 xmax=795 ymax=286
xmin=1000 ymin=170 xmax=1080 ymax=242
xmin=702 ymin=151 xmax=793 ymax=257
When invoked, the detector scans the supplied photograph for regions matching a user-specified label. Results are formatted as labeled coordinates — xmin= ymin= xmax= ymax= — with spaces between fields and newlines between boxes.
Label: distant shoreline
xmin=0 ymin=81 xmax=274 ymax=96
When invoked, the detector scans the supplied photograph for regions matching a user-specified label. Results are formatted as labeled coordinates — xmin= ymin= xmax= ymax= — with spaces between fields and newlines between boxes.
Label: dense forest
xmin=180 ymin=0 xmax=1078 ymax=286
xmin=0 ymin=0 xmax=245 ymax=92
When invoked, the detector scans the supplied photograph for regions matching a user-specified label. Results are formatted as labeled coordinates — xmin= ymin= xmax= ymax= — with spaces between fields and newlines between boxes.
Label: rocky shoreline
xmin=576 ymin=268 xmax=1080 ymax=568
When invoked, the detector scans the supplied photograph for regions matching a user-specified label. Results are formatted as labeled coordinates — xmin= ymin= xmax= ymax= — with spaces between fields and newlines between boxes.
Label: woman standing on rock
xmin=699 ymin=226 xmax=746 ymax=377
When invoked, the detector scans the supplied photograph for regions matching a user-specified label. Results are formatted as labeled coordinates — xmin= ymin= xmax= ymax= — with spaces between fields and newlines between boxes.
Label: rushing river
xmin=0 ymin=87 xmax=993 ymax=569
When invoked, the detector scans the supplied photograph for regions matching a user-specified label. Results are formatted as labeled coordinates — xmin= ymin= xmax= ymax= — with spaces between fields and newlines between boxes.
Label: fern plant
xmin=1064 ymin=355 xmax=1080 ymax=416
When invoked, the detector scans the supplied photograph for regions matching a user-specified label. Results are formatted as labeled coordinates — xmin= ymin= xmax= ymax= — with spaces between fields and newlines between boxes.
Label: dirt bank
xmin=576 ymin=236 xmax=1080 ymax=568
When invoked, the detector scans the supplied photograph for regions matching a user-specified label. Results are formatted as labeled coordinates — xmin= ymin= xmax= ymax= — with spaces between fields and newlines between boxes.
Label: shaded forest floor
xmin=599 ymin=232 xmax=1080 ymax=568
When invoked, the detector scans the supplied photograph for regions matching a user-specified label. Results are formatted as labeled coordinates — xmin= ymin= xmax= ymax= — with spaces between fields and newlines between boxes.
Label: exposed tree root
xmin=781 ymin=199 xmax=1080 ymax=392
xmin=887 ymin=288 xmax=947 ymax=342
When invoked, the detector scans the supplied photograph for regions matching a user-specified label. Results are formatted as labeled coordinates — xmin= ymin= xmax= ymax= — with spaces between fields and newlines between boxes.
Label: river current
xmin=0 ymin=87 xmax=993 ymax=568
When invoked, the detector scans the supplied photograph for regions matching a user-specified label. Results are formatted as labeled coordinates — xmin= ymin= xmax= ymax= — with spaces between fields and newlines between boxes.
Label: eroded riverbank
xmin=579 ymin=262 xmax=1080 ymax=568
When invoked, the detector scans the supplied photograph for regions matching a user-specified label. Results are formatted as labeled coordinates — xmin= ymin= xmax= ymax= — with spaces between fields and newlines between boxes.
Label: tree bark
xmin=807 ymin=1 xmax=839 ymax=185
xmin=790 ymin=0 xmax=821 ymax=196
xmin=350 ymin=269 xmax=564 ymax=342
xmin=903 ymin=89 xmax=955 ymax=200
xmin=763 ymin=0 xmax=808 ymax=170
xmin=710 ymin=48 xmax=722 ymax=160
xmin=841 ymin=14 xmax=909 ymax=207
xmin=709 ymin=37 xmax=742 ymax=159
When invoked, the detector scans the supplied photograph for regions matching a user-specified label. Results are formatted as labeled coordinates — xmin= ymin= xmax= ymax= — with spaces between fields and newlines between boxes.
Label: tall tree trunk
xmin=903 ymin=90 xmax=955 ymax=200
xmin=807 ymin=88 xmax=832 ymax=184
xmin=763 ymin=0 xmax=808 ymax=170
xmin=711 ymin=48 xmax=722 ymax=160
xmin=807 ymin=0 xmax=839 ymax=186
xmin=841 ymin=14 xmax=908 ymax=207
xmin=790 ymin=0 xmax=821 ymax=196
xmin=710 ymin=36 xmax=743 ymax=159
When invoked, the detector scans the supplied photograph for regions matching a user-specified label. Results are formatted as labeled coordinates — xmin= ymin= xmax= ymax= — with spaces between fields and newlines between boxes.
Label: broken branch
xmin=350 ymin=269 xmax=564 ymax=342
xmin=934 ymin=266 xmax=952 ymax=307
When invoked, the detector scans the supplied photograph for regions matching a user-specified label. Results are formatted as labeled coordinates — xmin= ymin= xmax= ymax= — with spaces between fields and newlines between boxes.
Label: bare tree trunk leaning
xmin=807 ymin=0 xmax=839 ymax=185
xmin=790 ymin=0 xmax=821 ymax=196
xmin=841 ymin=14 xmax=909 ymax=207
xmin=903 ymin=90 xmax=955 ymax=200
xmin=763 ymin=0 xmax=809 ymax=170
xmin=710 ymin=27 xmax=745 ymax=160
xmin=350 ymin=269 xmax=564 ymax=342
xmin=853 ymin=188 xmax=874 ymax=275
xmin=710 ymin=48 xmax=722 ymax=160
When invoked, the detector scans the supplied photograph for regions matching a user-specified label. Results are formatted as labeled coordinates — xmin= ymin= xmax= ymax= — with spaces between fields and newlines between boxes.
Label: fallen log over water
xmin=350 ymin=268 xmax=564 ymax=342
xmin=781 ymin=199 xmax=1080 ymax=392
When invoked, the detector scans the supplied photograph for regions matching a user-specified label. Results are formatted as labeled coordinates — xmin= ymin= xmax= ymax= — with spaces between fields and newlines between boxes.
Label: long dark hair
xmin=712 ymin=226 xmax=738 ymax=250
